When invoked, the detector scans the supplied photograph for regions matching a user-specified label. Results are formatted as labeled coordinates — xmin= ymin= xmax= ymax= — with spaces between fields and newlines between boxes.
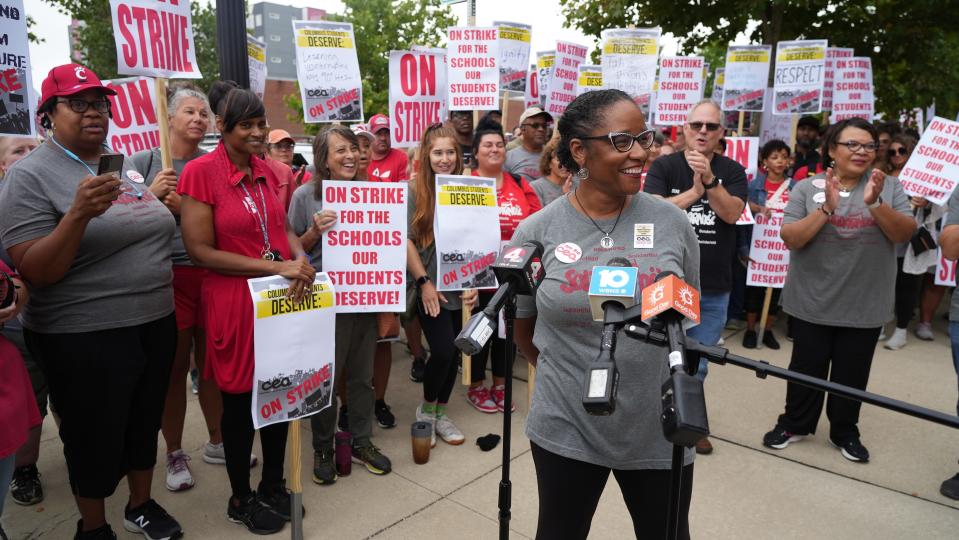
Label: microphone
xmin=455 ymin=241 xmax=545 ymax=355
xmin=582 ymin=257 xmax=637 ymax=416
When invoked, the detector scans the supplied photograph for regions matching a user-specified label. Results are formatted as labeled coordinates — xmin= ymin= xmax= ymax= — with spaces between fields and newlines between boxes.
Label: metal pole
xmin=216 ymin=0 xmax=250 ymax=87
xmin=499 ymin=295 xmax=516 ymax=540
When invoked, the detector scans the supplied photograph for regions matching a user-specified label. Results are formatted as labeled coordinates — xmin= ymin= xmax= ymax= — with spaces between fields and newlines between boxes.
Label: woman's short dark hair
xmin=556 ymin=89 xmax=637 ymax=172
xmin=207 ymin=80 xmax=239 ymax=117
xmin=760 ymin=139 xmax=791 ymax=162
xmin=312 ymin=125 xmax=359 ymax=199
xmin=472 ymin=119 xmax=505 ymax=156
xmin=822 ymin=117 xmax=879 ymax=167
xmin=38 ymin=97 xmax=57 ymax=130
xmin=216 ymin=88 xmax=265 ymax=133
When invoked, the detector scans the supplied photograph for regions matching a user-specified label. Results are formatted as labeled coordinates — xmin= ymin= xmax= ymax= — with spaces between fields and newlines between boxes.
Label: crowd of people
xmin=0 ymin=62 xmax=957 ymax=540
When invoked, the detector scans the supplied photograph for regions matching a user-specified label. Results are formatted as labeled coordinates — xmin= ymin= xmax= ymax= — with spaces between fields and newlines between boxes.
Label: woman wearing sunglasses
xmin=762 ymin=117 xmax=915 ymax=463
xmin=884 ymin=134 xmax=916 ymax=178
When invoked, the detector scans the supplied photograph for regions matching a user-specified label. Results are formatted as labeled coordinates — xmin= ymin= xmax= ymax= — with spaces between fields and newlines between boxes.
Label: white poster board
xmin=822 ymin=47 xmax=854 ymax=111
xmin=830 ymin=57 xmax=874 ymax=121
xmin=722 ymin=45 xmax=771 ymax=112
xmin=389 ymin=50 xmax=448 ymax=148
xmin=601 ymin=27 xmax=661 ymax=115
xmin=724 ymin=136 xmax=760 ymax=181
xmin=0 ymin=1 xmax=36 ymax=137
xmin=654 ymin=56 xmax=705 ymax=126
xmin=524 ymin=64 xmax=539 ymax=108
xmin=773 ymin=39 xmax=827 ymax=115
xmin=493 ymin=21 xmax=531 ymax=93
xmin=746 ymin=213 xmax=790 ymax=287
xmin=534 ymin=51 xmax=555 ymax=108
xmin=110 ymin=0 xmax=201 ymax=78
xmin=898 ymin=117 xmax=959 ymax=205
xmin=104 ymin=76 xmax=159 ymax=156
xmin=247 ymin=35 xmax=267 ymax=101
xmin=446 ymin=27 xmax=500 ymax=111
xmin=760 ymin=88 xmax=793 ymax=146
xmin=544 ymin=41 xmax=588 ymax=118
xmin=293 ymin=20 xmax=363 ymax=122
xmin=434 ymin=174 xmax=500 ymax=291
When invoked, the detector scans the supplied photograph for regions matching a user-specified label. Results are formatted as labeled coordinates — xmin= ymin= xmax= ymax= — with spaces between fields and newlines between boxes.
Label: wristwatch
xmin=414 ymin=275 xmax=431 ymax=288
xmin=867 ymin=196 xmax=883 ymax=210
xmin=703 ymin=176 xmax=720 ymax=190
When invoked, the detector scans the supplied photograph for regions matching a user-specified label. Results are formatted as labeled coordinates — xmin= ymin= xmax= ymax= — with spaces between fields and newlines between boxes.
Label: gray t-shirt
xmin=287 ymin=182 xmax=325 ymax=271
xmin=782 ymin=173 xmax=911 ymax=328
xmin=505 ymin=145 xmax=543 ymax=183
xmin=512 ymin=193 xmax=700 ymax=469
xmin=406 ymin=187 xmax=461 ymax=311
xmin=130 ymin=147 xmax=207 ymax=266
xmin=0 ymin=141 xmax=175 ymax=333
xmin=945 ymin=189 xmax=959 ymax=322
xmin=529 ymin=177 xmax=564 ymax=206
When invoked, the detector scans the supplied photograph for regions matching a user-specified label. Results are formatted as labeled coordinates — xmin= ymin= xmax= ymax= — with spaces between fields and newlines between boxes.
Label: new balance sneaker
xmin=762 ymin=427 xmax=804 ymax=450
xmin=123 ymin=499 xmax=183 ymax=540
xmin=491 ymin=384 xmax=516 ymax=413
xmin=352 ymin=444 xmax=392 ymax=475
xmin=203 ymin=442 xmax=258 ymax=468
xmin=435 ymin=414 xmax=465 ymax=445
xmin=415 ymin=404 xmax=437 ymax=448
xmin=165 ymin=450 xmax=194 ymax=492
xmin=257 ymin=481 xmax=304 ymax=521
xmin=312 ymin=448 xmax=337 ymax=485
xmin=74 ymin=521 xmax=117 ymax=540
xmin=10 ymin=464 xmax=43 ymax=505
xmin=410 ymin=354 xmax=427 ymax=383
xmin=466 ymin=385 xmax=498 ymax=414
xmin=375 ymin=400 xmax=397 ymax=428
xmin=337 ymin=404 xmax=350 ymax=433
xmin=226 ymin=492 xmax=285 ymax=535
xmin=830 ymin=437 xmax=870 ymax=463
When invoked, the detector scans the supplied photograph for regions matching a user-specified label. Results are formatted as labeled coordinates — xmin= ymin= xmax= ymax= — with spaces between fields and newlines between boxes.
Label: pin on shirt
xmin=554 ymin=242 xmax=582 ymax=263
xmin=634 ymin=223 xmax=654 ymax=249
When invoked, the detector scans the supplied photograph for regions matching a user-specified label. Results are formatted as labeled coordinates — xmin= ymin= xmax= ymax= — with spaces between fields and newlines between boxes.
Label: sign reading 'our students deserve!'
xmin=446 ymin=27 xmax=500 ymax=111
xmin=109 ymin=0 xmax=201 ymax=79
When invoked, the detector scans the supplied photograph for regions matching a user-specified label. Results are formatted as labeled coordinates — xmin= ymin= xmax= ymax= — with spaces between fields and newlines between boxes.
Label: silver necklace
xmin=572 ymin=189 xmax=626 ymax=248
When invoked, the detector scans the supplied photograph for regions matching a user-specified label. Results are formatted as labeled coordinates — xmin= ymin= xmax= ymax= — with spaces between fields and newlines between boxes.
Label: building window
xmin=268 ymin=12 xmax=279 ymax=20
xmin=269 ymin=34 xmax=281 ymax=42
xmin=255 ymin=14 xmax=262 ymax=26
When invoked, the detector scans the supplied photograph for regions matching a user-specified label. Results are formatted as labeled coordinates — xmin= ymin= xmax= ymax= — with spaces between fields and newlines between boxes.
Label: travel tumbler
xmin=411 ymin=422 xmax=432 ymax=464
xmin=335 ymin=431 xmax=352 ymax=476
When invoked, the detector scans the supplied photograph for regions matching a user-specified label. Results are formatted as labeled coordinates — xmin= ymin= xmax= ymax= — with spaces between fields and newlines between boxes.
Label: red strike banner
xmin=388 ymin=50 xmax=448 ymax=149
xmin=109 ymin=0 xmax=202 ymax=79
xmin=104 ymin=76 xmax=160 ymax=156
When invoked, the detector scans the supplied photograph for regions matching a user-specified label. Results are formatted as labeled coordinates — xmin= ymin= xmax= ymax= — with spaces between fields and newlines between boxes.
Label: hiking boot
xmin=74 ymin=521 xmax=117 ymax=540
xmin=257 ymin=481 xmax=304 ymax=521
xmin=466 ymin=385 xmax=497 ymax=413
xmin=312 ymin=448 xmax=337 ymax=485
xmin=762 ymin=427 xmax=804 ymax=450
xmin=830 ymin=437 xmax=870 ymax=463
xmin=10 ymin=464 xmax=43 ymax=505
xmin=226 ymin=492 xmax=285 ymax=535
xmin=165 ymin=450 xmax=194 ymax=492
xmin=742 ymin=330 xmax=758 ymax=349
xmin=123 ymin=498 xmax=183 ymax=540
xmin=762 ymin=330 xmax=781 ymax=350
xmin=203 ymin=442 xmax=257 ymax=468
xmin=352 ymin=444 xmax=392 ymax=475
xmin=375 ymin=400 xmax=396 ymax=428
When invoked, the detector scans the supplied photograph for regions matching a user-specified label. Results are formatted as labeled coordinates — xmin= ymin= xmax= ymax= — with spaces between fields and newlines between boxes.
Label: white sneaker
xmin=435 ymin=415 xmax=465 ymax=446
xmin=717 ymin=336 xmax=725 ymax=346
xmin=202 ymin=441 xmax=258 ymax=467
xmin=915 ymin=322 xmax=935 ymax=341
xmin=878 ymin=327 xmax=887 ymax=341
xmin=165 ymin=450 xmax=194 ymax=492
xmin=415 ymin=404 xmax=437 ymax=448
xmin=884 ymin=327 xmax=907 ymax=350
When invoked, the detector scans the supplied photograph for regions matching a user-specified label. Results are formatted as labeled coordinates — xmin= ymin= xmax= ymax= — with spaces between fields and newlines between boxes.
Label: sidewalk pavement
xmin=4 ymin=318 xmax=959 ymax=539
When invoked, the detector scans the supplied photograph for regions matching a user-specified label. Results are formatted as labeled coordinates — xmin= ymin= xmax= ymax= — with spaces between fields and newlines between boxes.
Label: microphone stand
xmin=499 ymin=293 xmax=517 ymax=540
xmin=663 ymin=319 xmax=691 ymax=540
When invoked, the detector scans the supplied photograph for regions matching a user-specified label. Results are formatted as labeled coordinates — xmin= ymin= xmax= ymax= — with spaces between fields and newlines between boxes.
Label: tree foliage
xmin=560 ymin=0 xmax=959 ymax=119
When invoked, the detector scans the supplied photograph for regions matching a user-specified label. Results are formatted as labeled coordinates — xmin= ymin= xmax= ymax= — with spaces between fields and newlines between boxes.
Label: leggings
xmin=531 ymin=442 xmax=693 ymax=540
xmin=417 ymin=303 xmax=462 ymax=403
xmin=893 ymin=257 xmax=922 ymax=329
xmin=220 ymin=391 xmax=288 ymax=499
xmin=470 ymin=290 xmax=507 ymax=384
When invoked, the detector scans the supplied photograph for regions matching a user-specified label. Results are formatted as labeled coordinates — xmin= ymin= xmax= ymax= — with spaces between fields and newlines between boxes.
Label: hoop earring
xmin=576 ymin=167 xmax=590 ymax=181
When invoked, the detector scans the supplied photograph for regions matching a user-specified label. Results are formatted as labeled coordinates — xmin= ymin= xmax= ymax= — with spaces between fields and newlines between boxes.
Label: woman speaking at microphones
xmin=511 ymin=89 xmax=700 ymax=539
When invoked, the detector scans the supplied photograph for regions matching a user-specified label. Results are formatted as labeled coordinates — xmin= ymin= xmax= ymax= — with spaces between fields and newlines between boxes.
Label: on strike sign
xmin=654 ymin=56 xmax=704 ymax=126
xmin=110 ymin=0 xmax=201 ymax=79
xmin=446 ymin=27 xmax=500 ymax=111
xmin=544 ymin=41 xmax=587 ymax=118
xmin=389 ymin=50 xmax=448 ymax=149
xmin=822 ymin=47 xmax=853 ymax=111
xmin=830 ymin=57 xmax=874 ymax=121
xmin=321 ymin=181 xmax=408 ymax=312
xmin=898 ymin=116 xmax=959 ymax=205
xmin=724 ymin=136 xmax=759 ymax=181
xmin=0 ymin=0 xmax=36 ymax=137
xmin=104 ymin=76 xmax=159 ymax=156
xmin=524 ymin=64 xmax=539 ymax=108
xmin=747 ymin=213 xmax=790 ymax=287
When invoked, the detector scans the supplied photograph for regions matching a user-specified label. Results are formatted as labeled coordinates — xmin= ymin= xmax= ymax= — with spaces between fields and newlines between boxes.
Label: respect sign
xmin=830 ymin=57 xmax=874 ymax=121
xmin=389 ymin=50 xmax=447 ymax=148
xmin=104 ymin=76 xmax=159 ymax=156
xmin=722 ymin=45 xmax=771 ymax=112
xmin=446 ymin=27 xmax=500 ymax=111
xmin=321 ymin=181 xmax=408 ymax=312
xmin=545 ymin=41 xmax=588 ymax=118
xmin=577 ymin=65 xmax=603 ymax=96
xmin=773 ymin=39 xmax=827 ymax=115
xmin=493 ymin=21 xmax=531 ymax=93
xmin=247 ymin=35 xmax=267 ymax=101
xmin=822 ymin=47 xmax=853 ymax=111
xmin=109 ymin=0 xmax=201 ymax=79
xmin=0 ymin=0 xmax=36 ymax=137
xmin=601 ymin=27 xmax=661 ymax=114
xmin=898 ymin=117 xmax=959 ymax=205
xmin=724 ymin=136 xmax=759 ymax=181
xmin=747 ymin=213 xmax=790 ymax=287
xmin=434 ymin=175 xmax=500 ymax=291
xmin=534 ymin=51 xmax=555 ymax=108
xmin=294 ymin=20 xmax=363 ymax=123
xmin=654 ymin=56 xmax=704 ymax=126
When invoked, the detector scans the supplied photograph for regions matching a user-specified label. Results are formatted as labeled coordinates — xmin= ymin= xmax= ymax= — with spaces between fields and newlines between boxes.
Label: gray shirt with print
xmin=0 ymin=141 xmax=175 ymax=333
xmin=505 ymin=145 xmax=543 ymax=183
xmin=945 ymin=189 xmax=959 ymax=322
xmin=782 ymin=173 xmax=911 ymax=328
xmin=512 ymin=193 xmax=699 ymax=469
xmin=530 ymin=177 xmax=564 ymax=207
xmin=287 ymin=182 xmax=325 ymax=271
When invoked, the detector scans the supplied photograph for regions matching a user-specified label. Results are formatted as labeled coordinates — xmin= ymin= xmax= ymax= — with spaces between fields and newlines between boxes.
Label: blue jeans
xmin=950 ymin=322 xmax=959 ymax=416
xmin=687 ymin=292 xmax=731 ymax=382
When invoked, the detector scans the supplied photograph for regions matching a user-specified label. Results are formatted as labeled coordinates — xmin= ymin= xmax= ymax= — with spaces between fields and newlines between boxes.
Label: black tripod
xmin=498 ymin=295 xmax=518 ymax=540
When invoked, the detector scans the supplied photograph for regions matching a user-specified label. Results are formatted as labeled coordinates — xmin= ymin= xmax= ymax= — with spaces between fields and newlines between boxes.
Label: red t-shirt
xmin=472 ymin=171 xmax=543 ymax=241
xmin=764 ymin=178 xmax=790 ymax=210
xmin=0 ymin=261 xmax=41 ymax=458
xmin=264 ymin=156 xmax=295 ymax=210
xmin=178 ymin=142 xmax=292 ymax=393
xmin=369 ymin=149 xmax=409 ymax=182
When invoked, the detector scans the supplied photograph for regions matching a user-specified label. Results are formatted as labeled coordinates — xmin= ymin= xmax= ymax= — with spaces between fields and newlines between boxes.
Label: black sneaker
xmin=410 ymin=355 xmax=426 ymax=382
xmin=762 ymin=427 xmax=804 ymax=449
xmin=742 ymin=330 xmax=758 ymax=349
xmin=123 ymin=499 xmax=183 ymax=540
xmin=10 ymin=464 xmax=43 ymax=505
xmin=74 ymin=520 xmax=117 ymax=540
xmin=227 ymin=492 xmax=285 ymax=535
xmin=337 ymin=404 xmax=349 ymax=433
xmin=940 ymin=473 xmax=959 ymax=500
xmin=375 ymin=400 xmax=397 ymax=428
xmin=312 ymin=448 xmax=337 ymax=485
xmin=257 ymin=481 xmax=304 ymax=521
xmin=763 ymin=330 xmax=781 ymax=350
xmin=830 ymin=437 xmax=870 ymax=463
xmin=352 ymin=443 xmax=392 ymax=475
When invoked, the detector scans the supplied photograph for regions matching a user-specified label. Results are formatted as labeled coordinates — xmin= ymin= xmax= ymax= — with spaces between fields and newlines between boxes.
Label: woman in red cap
xmin=0 ymin=64 xmax=181 ymax=540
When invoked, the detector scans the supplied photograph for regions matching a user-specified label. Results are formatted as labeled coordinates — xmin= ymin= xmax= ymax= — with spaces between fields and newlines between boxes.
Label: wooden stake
xmin=155 ymin=77 xmax=172 ymax=169
xmin=789 ymin=114 xmax=800 ymax=150
xmin=737 ymin=111 xmax=746 ymax=137
xmin=500 ymin=90 xmax=510 ymax=131
xmin=756 ymin=287 xmax=773 ymax=350
xmin=287 ymin=419 xmax=304 ymax=540
xmin=527 ymin=363 xmax=535 ymax=410
xmin=461 ymin=305 xmax=472 ymax=385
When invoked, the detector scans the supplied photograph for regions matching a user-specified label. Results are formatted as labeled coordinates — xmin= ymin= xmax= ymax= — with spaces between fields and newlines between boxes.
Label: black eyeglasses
xmin=887 ymin=147 xmax=908 ymax=156
xmin=687 ymin=121 xmax=722 ymax=132
xmin=580 ymin=130 xmax=656 ymax=152
xmin=837 ymin=141 xmax=880 ymax=153
xmin=57 ymin=98 xmax=111 ymax=114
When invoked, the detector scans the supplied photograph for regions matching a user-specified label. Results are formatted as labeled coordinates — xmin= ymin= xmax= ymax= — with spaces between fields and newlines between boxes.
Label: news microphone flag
xmin=640 ymin=273 xmax=700 ymax=324
xmin=588 ymin=266 xmax=639 ymax=321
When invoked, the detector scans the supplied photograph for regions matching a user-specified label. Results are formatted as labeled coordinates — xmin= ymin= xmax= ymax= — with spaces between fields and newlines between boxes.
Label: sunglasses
xmin=687 ymin=121 xmax=722 ymax=132
xmin=887 ymin=147 xmax=908 ymax=157
xmin=57 ymin=98 xmax=111 ymax=114
xmin=837 ymin=141 xmax=880 ymax=153
xmin=522 ymin=122 xmax=550 ymax=131
xmin=580 ymin=130 xmax=656 ymax=152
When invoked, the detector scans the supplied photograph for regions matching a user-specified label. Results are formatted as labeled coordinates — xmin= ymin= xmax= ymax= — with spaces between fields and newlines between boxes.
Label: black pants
xmin=530 ymin=443 xmax=693 ymax=540
xmin=221 ymin=391 xmax=288 ymax=499
xmin=894 ymin=257 xmax=922 ymax=328
xmin=417 ymin=303 xmax=462 ymax=403
xmin=471 ymin=290 xmax=507 ymax=383
xmin=776 ymin=317 xmax=881 ymax=442
xmin=744 ymin=285 xmax=782 ymax=316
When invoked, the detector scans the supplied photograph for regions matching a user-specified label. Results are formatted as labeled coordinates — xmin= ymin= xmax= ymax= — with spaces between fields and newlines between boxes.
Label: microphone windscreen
xmin=607 ymin=257 xmax=632 ymax=268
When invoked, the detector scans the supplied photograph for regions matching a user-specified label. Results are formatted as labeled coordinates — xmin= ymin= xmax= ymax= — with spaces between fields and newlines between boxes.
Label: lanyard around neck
xmin=238 ymin=179 xmax=272 ymax=259
xmin=49 ymin=137 xmax=143 ymax=199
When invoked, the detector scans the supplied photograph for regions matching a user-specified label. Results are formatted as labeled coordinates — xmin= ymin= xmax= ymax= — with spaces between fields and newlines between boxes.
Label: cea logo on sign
xmin=589 ymin=266 xmax=639 ymax=296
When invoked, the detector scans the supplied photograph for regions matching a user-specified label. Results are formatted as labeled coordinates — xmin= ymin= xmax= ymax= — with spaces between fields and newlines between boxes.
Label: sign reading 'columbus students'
xmin=109 ymin=0 xmax=201 ymax=79
xmin=0 ymin=0 xmax=36 ymax=137
xmin=446 ymin=27 xmax=500 ymax=111
xmin=293 ymin=20 xmax=363 ymax=123
xmin=434 ymin=175 xmax=500 ymax=292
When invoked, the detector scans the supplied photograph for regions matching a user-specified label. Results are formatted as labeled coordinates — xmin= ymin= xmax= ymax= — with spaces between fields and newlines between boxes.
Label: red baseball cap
xmin=368 ymin=114 xmax=390 ymax=133
xmin=39 ymin=64 xmax=115 ymax=106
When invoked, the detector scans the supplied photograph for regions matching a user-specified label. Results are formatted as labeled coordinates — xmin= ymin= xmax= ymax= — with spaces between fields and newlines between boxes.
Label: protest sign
xmin=577 ymin=65 xmax=603 ymax=95
xmin=830 ymin=57 xmax=874 ymax=121
xmin=773 ymin=39 xmax=827 ymax=115
xmin=434 ymin=175 xmax=500 ymax=291
xmin=294 ymin=21 xmax=363 ymax=122
xmin=247 ymin=35 xmax=267 ymax=101
xmin=736 ymin=203 xmax=755 ymax=225
xmin=654 ymin=56 xmax=704 ymax=126
xmin=446 ymin=27 xmax=500 ymax=111
xmin=898 ymin=117 xmax=959 ymax=205
xmin=747 ymin=213 xmax=790 ymax=287
xmin=103 ymin=76 xmax=159 ymax=156
xmin=109 ymin=0 xmax=201 ymax=79
xmin=710 ymin=68 xmax=724 ymax=106
xmin=936 ymin=247 xmax=958 ymax=287
xmin=493 ymin=21 xmax=531 ymax=93
xmin=535 ymin=51 xmax=555 ymax=108
xmin=321 ymin=181 xmax=407 ymax=312
xmin=822 ymin=47 xmax=853 ymax=111
xmin=524 ymin=64 xmax=539 ymax=108
xmin=760 ymin=88 xmax=793 ymax=146
xmin=545 ymin=41 xmax=588 ymax=117
xmin=724 ymin=136 xmax=759 ymax=181
xmin=601 ymin=27 xmax=661 ymax=114
xmin=389 ymin=50 xmax=448 ymax=148
xmin=249 ymin=273 xmax=336 ymax=429
xmin=0 ymin=1 xmax=36 ymax=137
xmin=722 ymin=45 xmax=771 ymax=112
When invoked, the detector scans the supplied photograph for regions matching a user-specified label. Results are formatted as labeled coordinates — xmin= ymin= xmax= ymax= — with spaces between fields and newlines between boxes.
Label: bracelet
xmin=819 ymin=204 xmax=835 ymax=216
xmin=703 ymin=176 xmax=719 ymax=190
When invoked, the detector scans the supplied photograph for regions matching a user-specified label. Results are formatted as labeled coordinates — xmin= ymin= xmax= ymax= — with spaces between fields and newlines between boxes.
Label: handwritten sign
xmin=493 ymin=21 xmax=531 ymax=93
xmin=601 ymin=27 xmax=661 ymax=115
xmin=293 ymin=20 xmax=363 ymax=122
xmin=722 ymin=45 xmax=771 ymax=112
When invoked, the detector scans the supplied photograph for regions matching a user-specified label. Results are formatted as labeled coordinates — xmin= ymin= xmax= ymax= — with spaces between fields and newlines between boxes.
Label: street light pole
xmin=216 ymin=0 xmax=249 ymax=87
